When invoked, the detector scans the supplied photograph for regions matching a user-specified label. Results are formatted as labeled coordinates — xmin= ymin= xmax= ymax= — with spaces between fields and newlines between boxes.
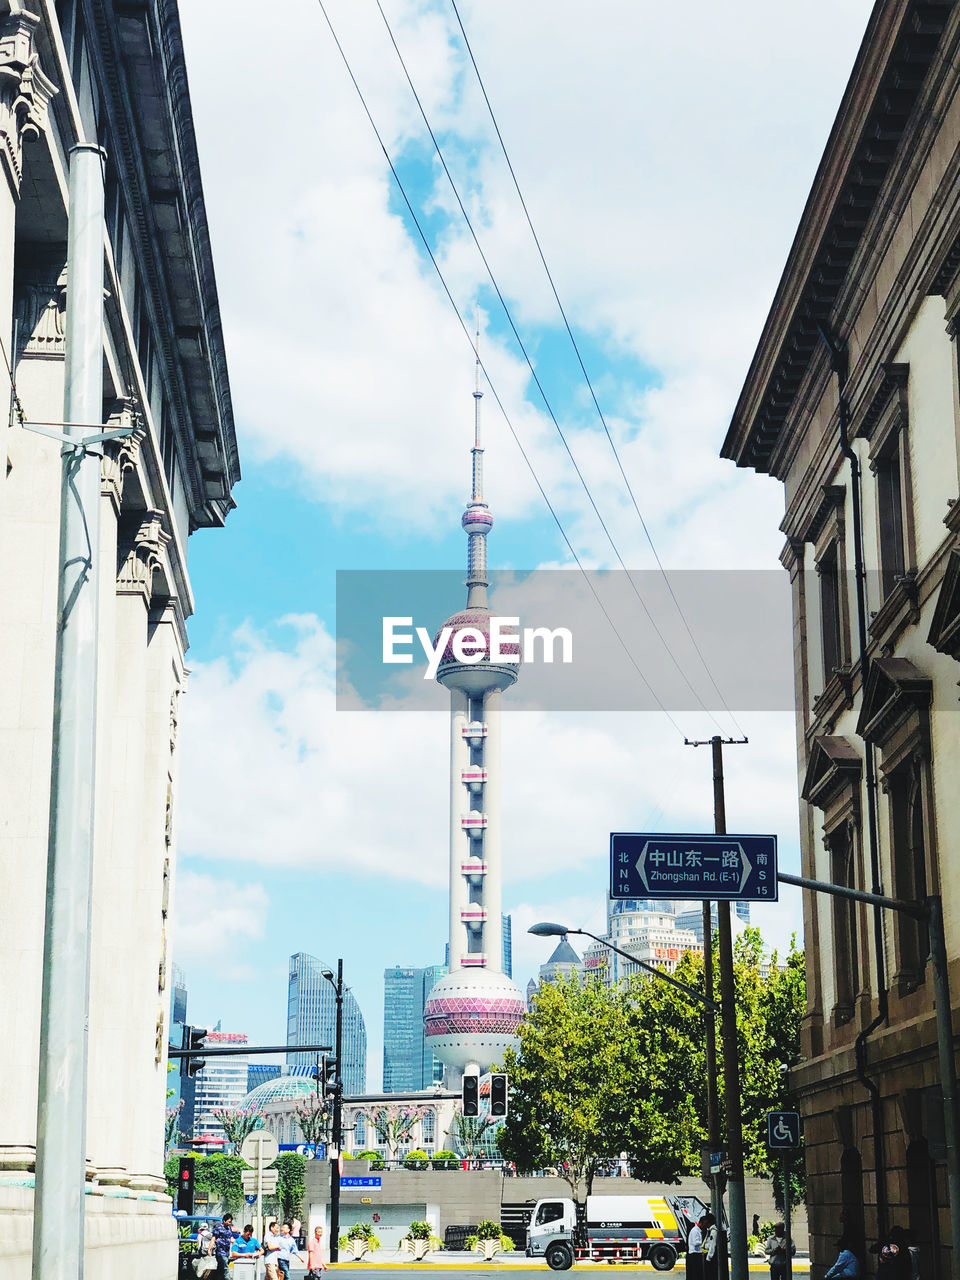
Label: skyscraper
xmin=422 ymin=355 xmax=526 ymax=1080
xmin=192 ymin=1029 xmax=249 ymax=1145
xmin=382 ymin=964 xmax=446 ymax=1092
xmin=287 ymin=952 xmax=367 ymax=1094
xmin=167 ymin=965 xmax=195 ymax=1137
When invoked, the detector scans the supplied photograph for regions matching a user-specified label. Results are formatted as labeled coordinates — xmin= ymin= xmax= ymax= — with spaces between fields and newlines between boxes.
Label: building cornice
xmin=723 ymin=0 xmax=958 ymax=475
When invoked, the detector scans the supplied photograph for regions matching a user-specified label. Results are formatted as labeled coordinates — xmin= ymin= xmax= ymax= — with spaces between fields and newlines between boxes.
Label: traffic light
xmin=177 ymin=1156 xmax=195 ymax=1215
xmin=462 ymin=1072 xmax=479 ymax=1117
xmin=320 ymin=1055 xmax=338 ymax=1097
xmin=490 ymin=1072 xmax=508 ymax=1117
xmin=182 ymin=1025 xmax=208 ymax=1079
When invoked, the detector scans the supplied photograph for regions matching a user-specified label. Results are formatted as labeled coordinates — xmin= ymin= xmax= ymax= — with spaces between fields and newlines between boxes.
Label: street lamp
xmin=528 ymin=922 xmax=720 ymax=1013
xmin=321 ymin=962 xmax=345 ymax=1264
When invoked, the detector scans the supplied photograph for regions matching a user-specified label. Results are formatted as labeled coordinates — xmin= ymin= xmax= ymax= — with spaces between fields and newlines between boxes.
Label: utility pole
xmin=703 ymin=895 xmax=724 ymax=1250
xmin=329 ymin=959 xmax=345 ymax=1264
xmin=32 ymin=143 xmax=107 ymax=1280
xmin=686 ymin=734 xmax=749 ymax=1280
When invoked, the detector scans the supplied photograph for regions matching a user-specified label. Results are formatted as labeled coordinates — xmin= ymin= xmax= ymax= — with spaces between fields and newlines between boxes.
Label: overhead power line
xmin=372 ymin=0 xmax=727 ymax=735
xmin=313 ymin=0 xmax=685 ymax=733
xmin=448 ymin=0 xmax=745 ymax=739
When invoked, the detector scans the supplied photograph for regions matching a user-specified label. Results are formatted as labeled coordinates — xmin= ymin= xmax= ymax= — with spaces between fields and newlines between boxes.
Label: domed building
xmin=424 ymin=356 xmax=525 ymax=1083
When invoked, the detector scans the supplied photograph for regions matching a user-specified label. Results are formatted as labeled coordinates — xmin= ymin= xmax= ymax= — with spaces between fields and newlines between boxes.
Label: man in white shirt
xmin=263 ymin=1221 xmax=284 ymax=1280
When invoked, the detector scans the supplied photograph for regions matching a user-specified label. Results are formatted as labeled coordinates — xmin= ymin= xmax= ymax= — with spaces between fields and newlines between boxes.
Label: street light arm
xmin=570 ymin=928 xmax=721 ymax=1014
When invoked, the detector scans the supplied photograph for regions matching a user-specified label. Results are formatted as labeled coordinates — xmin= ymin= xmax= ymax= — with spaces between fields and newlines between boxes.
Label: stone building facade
xmin=724 ymin=1 xmax=960 ymax=1274
xmin=0 ymin=1 xmax=238 ymax=1276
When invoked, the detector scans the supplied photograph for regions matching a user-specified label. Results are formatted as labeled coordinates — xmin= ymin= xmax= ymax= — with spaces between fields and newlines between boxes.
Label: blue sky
xmin=171 ymin=0 xmax=874 ymax=1087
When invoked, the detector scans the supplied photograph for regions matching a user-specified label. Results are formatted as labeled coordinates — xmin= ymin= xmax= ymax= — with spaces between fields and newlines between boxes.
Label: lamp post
xmin=528 ymin=923 xmax=720 ymax=1014
xmin=322 ymin=961 xmax=345 ymax=1263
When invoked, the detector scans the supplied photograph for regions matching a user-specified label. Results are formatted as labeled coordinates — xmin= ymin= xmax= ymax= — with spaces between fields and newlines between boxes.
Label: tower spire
xmin=462 ymin=310 xmax=493 ymax=608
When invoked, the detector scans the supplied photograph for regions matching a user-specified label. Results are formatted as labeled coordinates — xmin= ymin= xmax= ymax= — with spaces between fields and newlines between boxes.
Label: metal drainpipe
xmin=818 ymin=325 xmax=889 ymax=1239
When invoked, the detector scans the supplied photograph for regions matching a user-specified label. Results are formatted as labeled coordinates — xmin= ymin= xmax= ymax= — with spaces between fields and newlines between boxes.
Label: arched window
xmin=906 ymin=1139 xmax=940 ymax=1279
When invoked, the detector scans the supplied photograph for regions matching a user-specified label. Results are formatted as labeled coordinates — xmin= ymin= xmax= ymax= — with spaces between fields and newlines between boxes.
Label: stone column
xmin=0 ymin=5 xmax=56 ymax=529
xmin=86 ymin=506 xmax=170 ymax=1190
xmin=0 ymin=261 xmax=66 ymax=1172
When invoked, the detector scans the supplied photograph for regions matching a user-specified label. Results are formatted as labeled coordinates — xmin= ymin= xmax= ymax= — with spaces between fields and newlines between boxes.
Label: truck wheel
xmin=546 ymin=1242 xmax=574 ymax=1271
xmin=649 ymin=1244 xmax=677 ymax=1271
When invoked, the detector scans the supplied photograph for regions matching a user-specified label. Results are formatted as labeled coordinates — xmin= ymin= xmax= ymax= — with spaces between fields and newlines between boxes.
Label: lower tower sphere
xmin=423 ymin=968 xmax=525 ymax=1075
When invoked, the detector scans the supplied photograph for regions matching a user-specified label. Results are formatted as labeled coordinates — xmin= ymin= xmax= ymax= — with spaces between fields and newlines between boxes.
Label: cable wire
xmin=313 ymin=0 xmax=684 ymax=733
xmin=372 ymin=0 xmax=726 ymax=734
xmin=448 ymin=0 xmax=746 ymax=739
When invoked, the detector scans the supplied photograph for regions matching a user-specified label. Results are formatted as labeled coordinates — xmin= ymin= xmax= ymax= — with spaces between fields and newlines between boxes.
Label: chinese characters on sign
xmin=610 ymin=833 xmax=778 ymax=902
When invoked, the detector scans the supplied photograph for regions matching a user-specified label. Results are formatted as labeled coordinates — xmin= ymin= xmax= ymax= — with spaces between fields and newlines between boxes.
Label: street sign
xmin=709 ymin=1151 xmax=723 ymax=1173
xmin=341 ymin=1176 xmax=381 ymax=1189
xmin=241 ymin=1169 xmax=278 ymax=1193
xmin=245 ymin=1194 xmax=257 ymax=1204
xmin=611 ymin=833 xmax=778 ymax=902
xmin=240 ymin=1129 xmax=279 ymax=1165
xmin=767 ymin=1111 xmax=801 ymax=1149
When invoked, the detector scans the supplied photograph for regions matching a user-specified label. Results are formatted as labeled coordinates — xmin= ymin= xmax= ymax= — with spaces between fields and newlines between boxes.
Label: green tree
xmin=212 ymin=1105 xmax=263 ymax=1152
xmin=497 ymin=975 xmax=636 ymax=1199
xmin=275 ymin=1152 xmax=306 ymax=1223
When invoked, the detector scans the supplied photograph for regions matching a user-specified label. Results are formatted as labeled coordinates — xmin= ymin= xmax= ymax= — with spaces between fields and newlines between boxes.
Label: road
xmin=280 ymin=1263 xmax=813 ymax=1277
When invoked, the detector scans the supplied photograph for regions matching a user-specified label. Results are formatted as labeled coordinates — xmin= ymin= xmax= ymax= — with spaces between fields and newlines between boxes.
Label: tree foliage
xmin=498 ymin=929 xmax=806 ymax=1204
xmin=294 ymin=1095 xmax=331 ymax=1152
xmin=275 ymin=1152 xmax=306 ymax=1223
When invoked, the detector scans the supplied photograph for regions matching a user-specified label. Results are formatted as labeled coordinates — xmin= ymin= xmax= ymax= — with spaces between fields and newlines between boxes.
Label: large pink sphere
xmin=423 ymin=968 xmax=525 ymax=1072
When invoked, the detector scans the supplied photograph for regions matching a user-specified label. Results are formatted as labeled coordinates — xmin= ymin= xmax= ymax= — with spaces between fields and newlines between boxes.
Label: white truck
xmin=526 ymin=1193 xmax=696 ymax=1271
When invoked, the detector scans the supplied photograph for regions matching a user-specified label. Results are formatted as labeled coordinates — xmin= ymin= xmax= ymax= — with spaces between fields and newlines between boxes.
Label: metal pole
xmin=927 ymin=896 xmax=960 ymax=1280
xmin=256 ymin=1151 xmax=263 ymax=1254
xmin=704 ymin=899 xmax=724 ymax=1237
xmin=33 ymin=142 xmax=106 ymax=1280
xmin=330 ymin=959 xmax=344 ymax=1264
xmin=783 ymin=1153 xmax=792 ymax=1280
xmin=712 ymin=737 xmax=748 ymax=1280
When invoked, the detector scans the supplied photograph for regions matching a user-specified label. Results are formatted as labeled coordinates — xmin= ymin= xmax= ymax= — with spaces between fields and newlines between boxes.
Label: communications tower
xmin=422 ymin=353 xmax=525 ymax=1082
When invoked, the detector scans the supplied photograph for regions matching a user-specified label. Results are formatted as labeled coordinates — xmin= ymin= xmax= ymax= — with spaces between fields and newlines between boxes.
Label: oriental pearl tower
xmin=422 ymin=351 xmax=526 ymax=1084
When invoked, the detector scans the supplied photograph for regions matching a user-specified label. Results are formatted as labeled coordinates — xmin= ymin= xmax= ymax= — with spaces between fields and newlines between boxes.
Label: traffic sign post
xmin=767 ymin=1113 xmax=800 ymax=1280
xmin=241 ymin=1129 xmax=279 ymax=1243
xmin=611 ymin=833 xmax=778 ymax=903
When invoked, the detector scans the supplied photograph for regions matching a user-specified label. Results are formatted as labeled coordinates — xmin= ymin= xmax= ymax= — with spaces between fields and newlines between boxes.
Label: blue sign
xmin=611 ymin=832 xmax=778 ymax=902
xmin=279 ymin=1143 xmax=325 ymax=1159
xmin=767 ymin=1111 xmax=801 ymax=1149
xmin=244 ymin=1194 xmax=257 ymax=1204
xmin=340 ymin=1176 xmax=382 ymax=1189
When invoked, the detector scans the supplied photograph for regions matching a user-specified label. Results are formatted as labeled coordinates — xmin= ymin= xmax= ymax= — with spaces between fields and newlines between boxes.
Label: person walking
xmin=264 ymin=1220 xmax=283 ymax=1280
xmin=825 ymin=1236 xmax=860 ymax=1279
xmin=764 ymin=1223 xmax=796 ymax=1280
xmin=307 ymin=1225 xmax=329 ymax=1277
xmin=277 ymin=1222 xmax=302 ymax=1279
xmin=212 ymin=1213 xmax=235 ymax=1278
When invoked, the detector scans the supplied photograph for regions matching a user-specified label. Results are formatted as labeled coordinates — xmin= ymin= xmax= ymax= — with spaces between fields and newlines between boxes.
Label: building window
xmin=875 ymin=438 xmax=906 ymax=598
xmin=828 ymin=824 xmax=859 ymax=1022
xmin=818 ymin=543 xmax=845 ymax=679
xmin=887 ymin=760 xmax=930 ymax=989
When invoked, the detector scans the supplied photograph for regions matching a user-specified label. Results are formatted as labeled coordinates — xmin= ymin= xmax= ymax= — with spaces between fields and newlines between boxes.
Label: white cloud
xmin=177 ymin=617 xmax=802 ymax=956
xmin=170 ymin=870 xmax=270 ymax=982
xmin=177 ymin=0 xmax=873 ymax=558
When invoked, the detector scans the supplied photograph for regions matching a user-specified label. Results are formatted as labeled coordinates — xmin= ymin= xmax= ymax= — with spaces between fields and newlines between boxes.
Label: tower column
xmin=448 ymin=689 xmax=469 ymax=969
xmin=481 ymin=688 xmax=503 ymax=973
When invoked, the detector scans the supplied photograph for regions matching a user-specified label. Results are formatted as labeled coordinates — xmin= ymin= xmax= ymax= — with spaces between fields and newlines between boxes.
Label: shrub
xmin=465 ymin=1234 xmax=478 ymax=1251
xmin=431 ymin=1150 xmax=459 ymax=1170
xmin=403 ymin=1149 xmax=430 ymax=1171
xmin=476 ymin=1220 xmax=502 ymax=1240
xmin=338 ymin=1222 xmax=381 ymax=1251
xmin=748 ymin=1235 xmax=761 ymax=1255
xmin=408 ymin=1221 xmax=431 ymax=1240
xmin=355 ymin=1149 xmax=386 ymax=1171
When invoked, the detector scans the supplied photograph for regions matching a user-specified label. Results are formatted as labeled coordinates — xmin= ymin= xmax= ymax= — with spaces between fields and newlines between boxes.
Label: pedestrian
xmin=229 ymin=1225 xmax=263 ymax=1275
xmin=703 ymin=1213 xmax=719 ymax=1280
xmin=877 ymin=1227 xmax=912 ymax=1280
xmin=277 ymin=1222 xmax=301 ymax=1278
xmin=753 ymin=1216 xmax=761 ymax=1239
xmin=212 ymin=1212 xmax=235 ymax=1278
xmin=687 ymin=1218 xmax=704 ymax=1256
xmin=193 ymin=1222 xmax=217 ymax=1277
xmin=264 ymin=1220 xmax=284 ymax=1280
xmin=307 ymin=1225 xmax=329 ymax=1277
xmin=825 ymin=1235 xmax=860 ymax=1278
xmin=764 ymin=1223 xmax=796 ymax=1280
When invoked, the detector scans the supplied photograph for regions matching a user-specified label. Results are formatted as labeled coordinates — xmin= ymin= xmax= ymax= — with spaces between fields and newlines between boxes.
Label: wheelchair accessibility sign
xmin=767 ymin=1111 xmax=801 ymax=1149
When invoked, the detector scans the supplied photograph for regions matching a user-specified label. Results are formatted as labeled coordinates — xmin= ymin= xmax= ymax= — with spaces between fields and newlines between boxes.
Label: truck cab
xmin=527 ymin=1194 xmax=688 ymax=1271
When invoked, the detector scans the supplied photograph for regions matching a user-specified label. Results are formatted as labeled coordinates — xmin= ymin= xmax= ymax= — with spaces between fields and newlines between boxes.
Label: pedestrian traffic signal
xmin=490 ymin=1072 xmax=508 ymax=1117
xmin=462 ymin=1072 xmax=479 ymax=1117
xmin=177 ymin=1156 xmax=195 ymax=1216
xmin=182 ymin=1025 xmax=208 ymax=1079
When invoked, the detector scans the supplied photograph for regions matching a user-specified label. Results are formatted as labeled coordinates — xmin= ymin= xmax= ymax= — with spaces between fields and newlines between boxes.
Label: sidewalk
xmin=319 ymin=1253 xmax=813 ymax=1271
